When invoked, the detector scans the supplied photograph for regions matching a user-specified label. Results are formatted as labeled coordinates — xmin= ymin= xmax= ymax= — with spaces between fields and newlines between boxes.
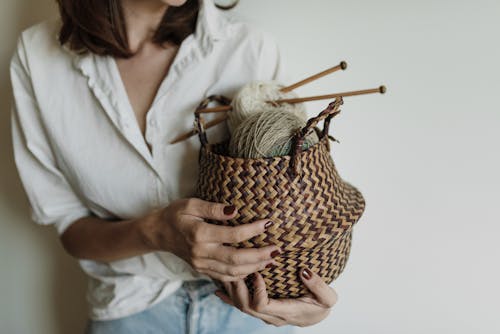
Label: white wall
xmin=1 ymin=1 xmax=499 ymax=333
xmin=0 ymin=1 xmax=88 ymax=334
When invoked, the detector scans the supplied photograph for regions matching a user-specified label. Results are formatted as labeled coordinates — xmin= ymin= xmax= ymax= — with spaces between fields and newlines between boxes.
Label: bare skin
xmin=60 ymin=0 xmax=338 ymax=327
xmin=115 ymin=0 xmax=178 ymax=152
xmin=216 ymin=270 xmax=338 ymax=327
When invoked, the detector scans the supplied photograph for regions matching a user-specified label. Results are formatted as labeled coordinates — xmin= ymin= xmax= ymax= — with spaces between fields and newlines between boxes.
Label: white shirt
xmin=10 ymin=0 xmax=287 ymax=320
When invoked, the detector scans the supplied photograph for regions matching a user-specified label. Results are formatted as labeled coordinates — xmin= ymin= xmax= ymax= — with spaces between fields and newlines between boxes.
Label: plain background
xmin=1 ymin=0 xmax=499 ymax=333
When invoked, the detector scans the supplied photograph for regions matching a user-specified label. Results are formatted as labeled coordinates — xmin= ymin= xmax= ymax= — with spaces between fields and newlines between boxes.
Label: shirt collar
xmin=63 ymin=0 xmax=228 ymax=171
xmin=196 ymin=0 xmax=228 ymax=43
xmin=65 ymin=0 xmax=230 ymax=89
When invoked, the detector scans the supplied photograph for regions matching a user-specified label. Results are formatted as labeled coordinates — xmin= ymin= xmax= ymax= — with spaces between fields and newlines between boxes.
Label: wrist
xmin=136 ymin=209 xmax=163 ymax=253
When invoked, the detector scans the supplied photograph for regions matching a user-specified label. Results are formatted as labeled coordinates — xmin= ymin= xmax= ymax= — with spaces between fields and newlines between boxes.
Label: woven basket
xmin=195 ymin=96 xmax=365 ymax=298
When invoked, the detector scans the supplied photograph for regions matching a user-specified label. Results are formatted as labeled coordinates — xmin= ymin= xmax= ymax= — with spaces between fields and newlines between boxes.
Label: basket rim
xmin=202 ymin=127 xmax=330 ymax=162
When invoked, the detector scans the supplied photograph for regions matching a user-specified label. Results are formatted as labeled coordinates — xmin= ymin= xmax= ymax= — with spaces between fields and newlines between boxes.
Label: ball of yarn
xmin=228 ymin=81 xmax=307 ymax=134
xmin=229 ymin=109 xmax=319 ymax=159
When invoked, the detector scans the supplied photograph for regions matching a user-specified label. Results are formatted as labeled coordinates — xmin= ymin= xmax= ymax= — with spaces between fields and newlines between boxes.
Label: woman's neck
xmin=121 ymin=0 xmax=169 ymax=52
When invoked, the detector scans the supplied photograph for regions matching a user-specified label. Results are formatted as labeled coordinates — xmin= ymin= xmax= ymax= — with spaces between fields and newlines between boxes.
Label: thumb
xmin=300 ymin=268 xmax=338 ymax=308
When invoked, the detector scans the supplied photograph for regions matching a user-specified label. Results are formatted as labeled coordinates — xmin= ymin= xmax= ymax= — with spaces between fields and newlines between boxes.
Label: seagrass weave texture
xmin=195 ymin=96 xmax=366 ymax=298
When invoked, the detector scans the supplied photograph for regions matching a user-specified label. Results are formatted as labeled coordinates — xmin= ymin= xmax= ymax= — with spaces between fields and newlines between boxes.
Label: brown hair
xmin=57 ymin=0 xmax=200 ymax=58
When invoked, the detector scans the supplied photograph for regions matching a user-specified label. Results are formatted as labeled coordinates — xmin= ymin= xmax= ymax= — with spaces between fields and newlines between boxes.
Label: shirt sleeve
xmin=10 ymin=36 xmax=92 ymax=235
xmin=255 ymin=31 xmax=290 ymax=84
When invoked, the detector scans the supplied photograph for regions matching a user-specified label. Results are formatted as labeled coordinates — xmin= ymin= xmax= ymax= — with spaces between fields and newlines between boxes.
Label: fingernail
xmin=302 ymin=268 xmax=313 ymax=280
xmin=264 ymin=221 xmax=273 ymax=229
xmin=223 ymin=205 xmax=236 ymax=215
xmin=270 ymin=250 xmax=281 ymax=258
xmin=265 ymin=263 xmax=275 ymax=269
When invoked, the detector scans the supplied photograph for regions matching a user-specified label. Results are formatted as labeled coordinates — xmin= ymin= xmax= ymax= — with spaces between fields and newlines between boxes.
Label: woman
xmin=10 ymin=0 xmax=338 ymax=332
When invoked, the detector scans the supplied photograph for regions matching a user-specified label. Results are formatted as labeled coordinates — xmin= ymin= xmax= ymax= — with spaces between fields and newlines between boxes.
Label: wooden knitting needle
xmin=280 ymin=61 xmax=347 ymax=93
xmin=170 ymin=85 xmax=386 ymax=144
xmin=195 ymin=105 xmax=232 ymax=114
xmin=170 ymin=114 xmax=228 ymax=144
xmin=195 ymin=61 xmax=348 ymax=114
xmin=272 ymin=85 xmax=386 ymax=104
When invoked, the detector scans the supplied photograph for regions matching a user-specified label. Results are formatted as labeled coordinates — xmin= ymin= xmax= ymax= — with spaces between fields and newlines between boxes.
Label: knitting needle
xmin=280 ymin=61 xmax=347 ymax=93
xmin=170 ymin=114 xmax=228 ymax=144
xmin=170 ymin=86 xmax=386 ymax=144
xmin=272 ymin=86 xmax=386 ymax=104
xmin=195 ymin=61 xmax=349 ymax=114
xmin=195 ymin=105 xmax=232 ymax=114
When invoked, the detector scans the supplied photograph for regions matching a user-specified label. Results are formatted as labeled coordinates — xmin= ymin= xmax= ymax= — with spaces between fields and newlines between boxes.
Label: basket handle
xmin=194 ymin=95 xmax=232 ymax=146
xmin=290 ymin=98 xmax=343 ymax=176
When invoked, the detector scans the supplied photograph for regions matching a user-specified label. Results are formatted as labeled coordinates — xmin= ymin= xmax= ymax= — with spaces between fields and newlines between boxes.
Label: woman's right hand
xmin=141 ymin=198 xmax=281 ymax=282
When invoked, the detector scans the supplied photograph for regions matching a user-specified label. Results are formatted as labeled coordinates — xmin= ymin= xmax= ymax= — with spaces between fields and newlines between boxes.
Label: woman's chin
xmin=160 ymin=0 xmax=189 ymax=7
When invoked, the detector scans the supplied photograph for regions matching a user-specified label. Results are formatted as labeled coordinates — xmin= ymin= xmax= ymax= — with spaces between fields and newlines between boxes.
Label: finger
xmin=225 ymin=280 xmax=288 ymax=327
xmin=231 ymin=280 xmax=251 ymax=310
xmin=252 ymin=272 xmax=271 ymax=312
xmin=215 ymin=287 xmax=286 ymax=326
xmin=251 ymin=273 xmax=332 ymax=327
xmin=215 ymin=290 xmax=234 ymax=306
xmin=223 ymin=281 xmax=234 ymax=300
xmin=182 ymin=198 xmax=237 ymax=220
xmin=300 ymin=268 xmax=338 ymax=308
xmin=203 ymin=219 xmax=274 ymax=244
xmin=248 ymin=277 xmax=289 ymax=326
xmin=195 ymin=268 xmax=245 ymax=282
xmin=207 ymin=244 xmax=280 ymax=265
xmin=252 ymin=273 xmax=299 ymax=320
xmin=196 ymin=258 xmax=277 ymax=279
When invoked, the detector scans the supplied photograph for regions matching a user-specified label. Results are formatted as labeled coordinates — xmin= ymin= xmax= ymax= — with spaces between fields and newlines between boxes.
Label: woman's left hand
xmin=214 ymin=267 xmax=338 ymax=327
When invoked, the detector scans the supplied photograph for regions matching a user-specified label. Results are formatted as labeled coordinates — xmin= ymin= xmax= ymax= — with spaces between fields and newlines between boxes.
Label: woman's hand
xmin=214 ymin=268 xmax=338 ymax=327
xmin=141 ymin=198 xmax=280 ymax=282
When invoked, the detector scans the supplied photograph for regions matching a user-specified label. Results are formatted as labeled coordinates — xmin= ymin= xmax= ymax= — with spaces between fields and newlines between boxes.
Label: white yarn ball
xmin=228 ymin=109 xmax=319 ymax=159
xmin=228 ymin=81 xmax=307 ymax=134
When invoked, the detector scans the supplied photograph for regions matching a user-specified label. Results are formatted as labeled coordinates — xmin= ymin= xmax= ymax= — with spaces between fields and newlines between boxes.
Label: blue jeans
xmin=85 ymin=280 xmax=294 ymax=334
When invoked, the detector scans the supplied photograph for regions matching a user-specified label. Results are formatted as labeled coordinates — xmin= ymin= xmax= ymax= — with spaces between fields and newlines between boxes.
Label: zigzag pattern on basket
xmin=196 ymin=97 xmax=366 ymax=298
xmin=252 ymin=231 xmax=353 ymax=298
